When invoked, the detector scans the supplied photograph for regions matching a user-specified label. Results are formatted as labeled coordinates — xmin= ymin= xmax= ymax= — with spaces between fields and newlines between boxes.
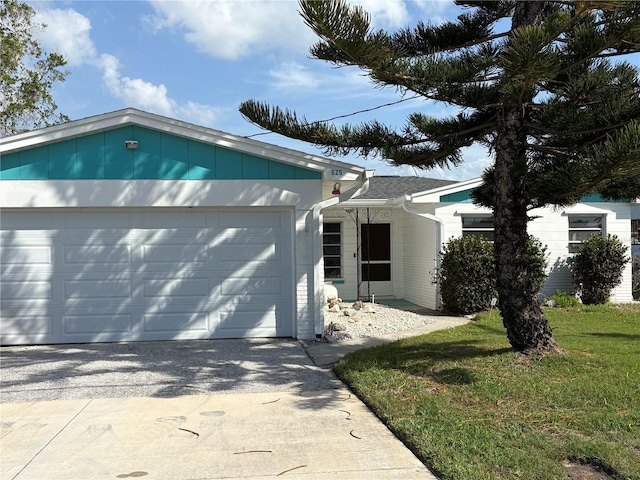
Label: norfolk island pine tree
xmin=240 ymin=1 xmax=640 ymax=355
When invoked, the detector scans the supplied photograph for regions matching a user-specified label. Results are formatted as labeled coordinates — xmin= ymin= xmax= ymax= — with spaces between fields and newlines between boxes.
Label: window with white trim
xmin=323 ymin=222 xmax=342 ymax=279
xmin=568 ymin=216 xmax=603 ymax=253
xmin=632 ymin=219 xmax=639 ymax=245
xmin=461 ymin=216 xmax=494 ymax=241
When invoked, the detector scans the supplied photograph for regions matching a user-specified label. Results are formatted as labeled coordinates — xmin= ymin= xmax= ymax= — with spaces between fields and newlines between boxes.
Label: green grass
xmin=334 ymin=304 xmax=640 ymax=480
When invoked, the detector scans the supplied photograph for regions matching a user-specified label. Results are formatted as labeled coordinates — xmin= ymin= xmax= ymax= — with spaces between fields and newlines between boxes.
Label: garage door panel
xmin=142 ymin=243 xmax=209 ymax=264
xmin=64 ymin=279 xmax=131 ymax=299
xmin=216 ymin=309 xmax=281 ymax=338
xmin=63 ymin=244 xmax=131 ymax=265
xmin=142 ymin=312 xmax=209 ymax=334
xmin=0 ymin=315 xmax=52 ymax=336
xmin=219 ymin=242 xmax=280 ymax=263
xmin=220 ymin=275 xmax=288 ymax=298
xmin=0 ymin=208 xmax=294 ymax=345
xmin=0 ymin=212 xmax=54 ymax=230
xmin=1 ymin=246 xmax=52 ymax=265
xmin=218 ymin=210 xmax=283 ymax=228
xmin=63 ymin=314 xmax=132 ymax=335
xmin=1 ymin=280 xmax=51 ymax=300
xmin=140 ymin=211 xmax=209 ymax=228
xmin=142 ymin=277 xmax=211 ymax=299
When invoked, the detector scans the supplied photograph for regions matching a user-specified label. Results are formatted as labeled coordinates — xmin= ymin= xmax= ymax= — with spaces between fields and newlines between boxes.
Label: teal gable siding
xmin=440 ymin=189 xmax=474 ymax=203
xmin=0 ymin=153 xmax=20 ymax=179
xmin=439 ymin=188 xmax=626 ymax=203
xmin=1 ymin=125 xmax=322 ymax=180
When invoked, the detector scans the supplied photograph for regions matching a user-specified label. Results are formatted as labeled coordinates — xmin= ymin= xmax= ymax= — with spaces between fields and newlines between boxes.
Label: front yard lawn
xmin=334 ymin=304 xmax=640 ymax=480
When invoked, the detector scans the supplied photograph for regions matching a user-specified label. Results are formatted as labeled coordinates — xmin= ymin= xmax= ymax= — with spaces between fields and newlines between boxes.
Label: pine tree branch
xmin=243 ymin=94 xmax=421 ymax=138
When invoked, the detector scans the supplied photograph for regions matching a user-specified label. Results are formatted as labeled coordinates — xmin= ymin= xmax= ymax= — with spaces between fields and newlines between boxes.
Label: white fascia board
xmin=0 ymin=108 xmax=365 ymax=180
xmin=333 ymin=198 xmax=395 ymax=208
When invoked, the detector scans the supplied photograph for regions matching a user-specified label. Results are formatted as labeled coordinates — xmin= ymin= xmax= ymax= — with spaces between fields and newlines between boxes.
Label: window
xmin=568 ymin=216 xmax=603 ymax=253
xmin=462 ymin=216 xmax=494 ymax=240
xmin=361 ymin=223 xmax=391 ymax=281
xmin=323 ymin=223 xmax=342 ymax=278
xmin=632 ymin=219 xmax=639 ymax=245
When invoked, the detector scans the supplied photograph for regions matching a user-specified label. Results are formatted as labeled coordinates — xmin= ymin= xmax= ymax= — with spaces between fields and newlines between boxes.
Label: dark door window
xmin=361 ymin=223 xmax=391 ymax=281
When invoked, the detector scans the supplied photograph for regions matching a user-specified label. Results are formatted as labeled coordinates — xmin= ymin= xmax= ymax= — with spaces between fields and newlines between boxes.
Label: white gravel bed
xmin=323 ymin=302 xmax=437 ymax=343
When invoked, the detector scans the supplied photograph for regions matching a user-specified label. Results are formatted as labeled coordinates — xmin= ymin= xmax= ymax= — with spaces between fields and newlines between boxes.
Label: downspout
xmin=309 ymin=172 xmax=372 ymax=337
xmin=401 ymin=198 xmax=446 ymax=310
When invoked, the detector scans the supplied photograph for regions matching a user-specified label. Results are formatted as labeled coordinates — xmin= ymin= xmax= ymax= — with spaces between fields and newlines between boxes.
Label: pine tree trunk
xmin=493 ymin=1 xmax=562 ymax=355
xmin=493 ymin=109 xmax=562 ymax=355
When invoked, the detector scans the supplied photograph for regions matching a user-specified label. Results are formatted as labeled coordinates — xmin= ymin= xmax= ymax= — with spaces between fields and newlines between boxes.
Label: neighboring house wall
xmin=435 ymin=200 xmax=634 ymax=303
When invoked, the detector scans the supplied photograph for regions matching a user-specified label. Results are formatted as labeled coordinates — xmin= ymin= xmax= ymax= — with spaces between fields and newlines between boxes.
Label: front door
xmin=360 ymin=223 xmax=392 ymax=298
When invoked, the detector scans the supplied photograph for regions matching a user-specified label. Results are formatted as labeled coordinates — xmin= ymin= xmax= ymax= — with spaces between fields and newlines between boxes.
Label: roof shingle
xmin=354 ymin=176 xmax=457 ymax=200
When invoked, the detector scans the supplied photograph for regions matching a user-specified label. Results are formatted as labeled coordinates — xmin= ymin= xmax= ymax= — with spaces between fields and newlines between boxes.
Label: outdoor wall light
xmin=332 ymin=182 xmax=341 ymax=195
xmin=124 ymin=140 xmax=139 ymax=150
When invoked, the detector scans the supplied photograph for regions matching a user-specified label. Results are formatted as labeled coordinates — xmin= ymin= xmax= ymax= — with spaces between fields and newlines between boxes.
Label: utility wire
xmin=243 ymin=94 xmax=421 ymax=138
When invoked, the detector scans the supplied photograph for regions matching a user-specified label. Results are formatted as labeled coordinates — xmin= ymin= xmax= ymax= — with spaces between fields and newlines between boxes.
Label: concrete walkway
xmin=1 ymin=315 xmax=469 ymax=480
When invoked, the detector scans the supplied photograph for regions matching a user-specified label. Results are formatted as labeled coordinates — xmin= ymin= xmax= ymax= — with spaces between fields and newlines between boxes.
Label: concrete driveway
xmin=0 ymin=338 xmax=438 ymax=479
xmin=0 ymin=338 xmax=336 ymax=403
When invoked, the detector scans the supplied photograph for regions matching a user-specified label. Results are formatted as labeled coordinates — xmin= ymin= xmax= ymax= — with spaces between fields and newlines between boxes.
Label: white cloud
xmin=349 ymin=0 xmax=409 ymax=28
xmin=145 ymin=0 xmax=315 ymax=60
xmin=413 ymin=0 xmax=457 ymax=24
xmin=99 ymin=54 xmax=174 ymax=115
xmin=269 ymin=62 xmax=321 ymax=91
xmin=33 ymin=8 xmax=97 ymax=66
xmin=30 ymin=5 xmax=219 ymax=126
xmin=99 ymin=54 xmax=218 ymax=124
xmin=179 ymin=101 xmax=218 ymax=126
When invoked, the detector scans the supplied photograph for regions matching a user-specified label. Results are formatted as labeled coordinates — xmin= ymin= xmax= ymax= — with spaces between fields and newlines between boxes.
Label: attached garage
xmin=1 ymin=208 xmax=294 ymax=344
xmin=0 ymin=109 xmax=365 ymax=345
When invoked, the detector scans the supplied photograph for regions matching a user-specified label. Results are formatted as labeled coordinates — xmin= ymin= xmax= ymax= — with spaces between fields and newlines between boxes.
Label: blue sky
xmin=24 ymin=1 xmax=518 ymax=179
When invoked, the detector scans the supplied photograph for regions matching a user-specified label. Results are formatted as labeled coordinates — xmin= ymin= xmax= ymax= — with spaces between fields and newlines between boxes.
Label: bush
xmin=436 ymin=235 xmax=496 ymax=314
xmin=525 ymin=236 xmax=549 ymax=294
xmin=435 ymin=235 xmax=548 ymax=315
xmin=633 ymin=252 xmax=639 ymax=300
xmin=546 ymin=290 xmax=581 ymax=308
xmin=572 ymin=234 xmax=629 ymax=305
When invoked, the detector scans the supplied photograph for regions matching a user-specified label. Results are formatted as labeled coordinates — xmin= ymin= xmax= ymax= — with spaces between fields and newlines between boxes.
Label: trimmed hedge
xmin=572 ymin=234 xmax=629 ymax=305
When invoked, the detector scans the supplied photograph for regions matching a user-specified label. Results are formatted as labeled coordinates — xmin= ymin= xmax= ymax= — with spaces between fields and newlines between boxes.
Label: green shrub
xmin=525 ymin=236 xmax=549 ymax=294
xmin=572 ymin=234 xmax=629 ymax=305
xmin=435 ymin=235 xmax=548 ymax=315
xmin=436 ymin=235 xmax=496 ymax=315
xmin=633 ymin=253 xmax=639 ymax=300
xmin=546 ymin=290 xmax=581 ymax=308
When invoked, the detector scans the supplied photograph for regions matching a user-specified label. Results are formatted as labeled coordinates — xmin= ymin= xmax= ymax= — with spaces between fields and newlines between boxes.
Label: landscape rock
xmin=323 ymin=303 xmax=438 ymax=343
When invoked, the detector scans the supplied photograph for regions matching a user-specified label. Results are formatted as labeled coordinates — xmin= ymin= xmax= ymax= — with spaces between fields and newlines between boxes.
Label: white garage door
xmin=0 ymin=208 xmax=294 ymax=345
